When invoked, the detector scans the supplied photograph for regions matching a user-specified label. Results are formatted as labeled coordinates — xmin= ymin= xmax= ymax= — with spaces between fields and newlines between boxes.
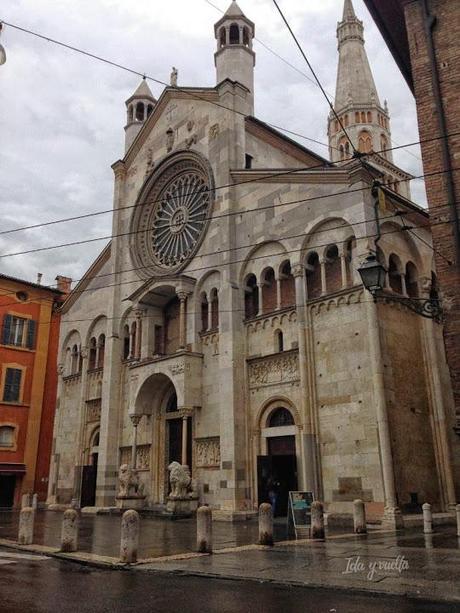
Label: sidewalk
xmin=1 ymin=525 xmax=459 ymax=604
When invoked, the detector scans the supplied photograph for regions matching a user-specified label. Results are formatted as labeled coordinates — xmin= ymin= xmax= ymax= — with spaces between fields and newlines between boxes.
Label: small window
xmin=16 ymin=291 xmax=28 ymax=302
xmin=135 ymin=102 xmax=144 ymax=122
xmin=97 ymin=334 xmax=105 ymax=369
xmin=123 ymin=325 xmax=130 ymax=360
xmin=229 ymin=23 xmax=239 ymax=44
xmin=245 ymin=154 xmax=253 ymax=169
xmin=88 ymin=337 xmax=97 ymax=370
xmin=0 ymin=426 xmax=15 ymax=447
xmin=269 ymin=407 xmax=294 ymax=427
xmin=3 ymin=368 xmax=22 ymax=403
xmin=274 ymin=329 xmax=284 ymax=353
xmin=2 ymin=315 xmax=36 ymax=349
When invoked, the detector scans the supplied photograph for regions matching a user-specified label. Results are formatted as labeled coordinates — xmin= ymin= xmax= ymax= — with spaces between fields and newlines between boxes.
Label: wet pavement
xmin=0 ymin=510 xmax=295 ymax=558
xmin=0 ymin=545 xmax=457 ymax=613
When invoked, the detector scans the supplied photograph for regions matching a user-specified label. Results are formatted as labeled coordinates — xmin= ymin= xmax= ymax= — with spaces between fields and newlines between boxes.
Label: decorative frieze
xmin=309 ymin=289 xmax=364 ymax=316
xmin=119 ymin=445 xmax=151 ymax=471
xmin=195 ymin=437 xmax=221 ymax=468
xmin=247 ymin=350 xmax=299 ymax=388
xmin=246 ymin=309 xmax=296 ymax=334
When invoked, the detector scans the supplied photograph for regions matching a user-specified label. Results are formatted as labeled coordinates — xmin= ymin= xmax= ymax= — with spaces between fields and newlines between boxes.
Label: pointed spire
xmin=131 ymin=78 xmax=155 ymax=100
xmin=224 ymin=1 xmax=245 ymax=18
xmin=342 ymin=0 xmax=357 ymax=21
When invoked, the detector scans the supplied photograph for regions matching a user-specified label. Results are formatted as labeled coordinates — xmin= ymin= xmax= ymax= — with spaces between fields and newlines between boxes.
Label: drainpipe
xmin=421 ymin=0 xmax=460 ymax=264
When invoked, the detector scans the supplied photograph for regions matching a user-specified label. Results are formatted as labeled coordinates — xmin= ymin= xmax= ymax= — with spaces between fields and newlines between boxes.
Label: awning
xmin=0 ymin=463 xmax=26 ymax=474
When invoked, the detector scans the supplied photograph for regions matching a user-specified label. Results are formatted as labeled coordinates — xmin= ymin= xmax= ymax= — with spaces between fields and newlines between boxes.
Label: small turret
xmin=124 ymin=78 xmax=157 ymax=153
xmin=214 ymin=1 xmax=255 ymax=111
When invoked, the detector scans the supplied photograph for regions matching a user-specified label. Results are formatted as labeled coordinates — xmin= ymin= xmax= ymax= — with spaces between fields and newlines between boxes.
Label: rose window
xmin=130 ymin=153 xmax=214 ymax=278
xmin=152 ymin=172 xmax=209 ymax=267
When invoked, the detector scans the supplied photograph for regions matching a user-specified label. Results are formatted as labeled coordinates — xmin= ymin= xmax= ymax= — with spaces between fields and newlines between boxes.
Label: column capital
xmin=176 ymin=290 xmax=189 ymax=302
xmin=291 ymin=264 xmax=305 ymax=278
xmin=178 ymin=407 xmax=194 ymax=419
xmin=80 ymin=346 xmax=88 ymax=359
xmin=129 ymin=414 xmax=142 ymax=427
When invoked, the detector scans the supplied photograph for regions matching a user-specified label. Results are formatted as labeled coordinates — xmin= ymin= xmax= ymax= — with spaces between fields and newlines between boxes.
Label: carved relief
xmin=195 ymin=437 xmax=221 ymax=468
xmin=248 ymin=351 xmax=299 ymax=388
xmin=119 ymin=445 xmax=150 ymax=470
xmin=209 ymin=123 xmax=219 ymax=140
xmin=168 ymin=362 xmax=191 ymax=376
xmin=86 ymin=399 xmax=101 ymax=423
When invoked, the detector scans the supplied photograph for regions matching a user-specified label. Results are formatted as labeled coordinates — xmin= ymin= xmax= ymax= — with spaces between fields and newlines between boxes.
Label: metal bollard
xmin=258 ymin=503 xmax=274 ymax=546
xmin=18 ymin=507 xmax=34 ymax=545
xmin=61 ymin=508 xmax=79 ymax=552
xmin=456 ymin=504 xmax=460 ymax=538
xmin=21 ymin=493 xmax=30 ymax=509
xmin=422 ymin=502 xmax=433 ymax=534
xmin=353 ymin=499 xmax=367 ymax=534
xmin=311 ymin=501 xmax=325 ymax=540
xmin=32 ymin=493 xmax=38 ymax=511
xmin=120 ymin=510 xmax=139 ymax=564
xmin=196 ymin=506 xmax=213 ymax=553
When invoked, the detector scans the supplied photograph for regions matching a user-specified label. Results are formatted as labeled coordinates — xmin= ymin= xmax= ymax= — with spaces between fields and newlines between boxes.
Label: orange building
xmin=0 ymin=273 xmax=70 ymax=507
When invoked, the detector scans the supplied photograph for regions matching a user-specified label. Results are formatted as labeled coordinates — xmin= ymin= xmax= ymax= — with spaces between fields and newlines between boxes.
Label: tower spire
xmin=124 ymin=78 xmax=157 ymax=153
xmin=328 ymin=0 xmax=392 ymax=163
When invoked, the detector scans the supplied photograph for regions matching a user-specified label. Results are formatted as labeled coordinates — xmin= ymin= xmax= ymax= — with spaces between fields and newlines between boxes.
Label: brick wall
xmin=404 ymin=0 xmax=460 ymax=415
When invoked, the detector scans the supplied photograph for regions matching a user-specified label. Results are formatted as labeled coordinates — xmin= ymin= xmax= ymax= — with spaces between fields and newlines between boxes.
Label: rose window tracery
xmin=130 ymin=153 xmax=214 ymax=278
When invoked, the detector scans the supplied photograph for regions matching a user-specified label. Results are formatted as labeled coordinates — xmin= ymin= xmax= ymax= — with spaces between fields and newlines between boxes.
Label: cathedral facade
xmin=48 ymin=1 xmax=459 ymax=524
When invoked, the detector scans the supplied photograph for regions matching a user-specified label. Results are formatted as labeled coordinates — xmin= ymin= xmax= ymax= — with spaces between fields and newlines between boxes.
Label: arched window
xmin=244 ymin=274 xmax=258 ymax=319
xmin=147 ymin=104 xmax=153 ymax=117
xmin=405 ymin=262 xmax=419 ymax=298
xmin=219 ymin=27 xmax=226 ymax=47
xmin=210 ymin=288 xmax=219 ymax=329
xmin=360 ymin=111 xmax=366 ymax=123
xmin=135 ymin=102 xmax=144 ymax=122
xmin=166 ymin=391 xmax=178 ymax=413
xmin=229 ymin=23 xmax=239 ymax=44
xmin=306 ymin=252 xmax=321 ymax=299
xmin=279 ymin=261 xmax=295 ymax=308
xmin=268 ymin=407 xmax=294 ymax=427
xmin=367 ymin=111 xmax=372 ymax=123
xmin=344 ymin=114 xmax=349 ymax=126
xmin=261 ymin=267 xmax=276 ymax=314
xmin=130 ymin=322 xmax=137 ymax=357
xmin=274 ymin=329 xmax=284 ymax=353
xmin=388 ymin=254 xmax=402 ymax=294
xmin=97 ymin=334 xmax=105 ymax=369
xmin=325 ymin=244 xmax=341 ymax=294
xmin=88 ymin=337 xmax=97 ymax=370
xmin=242 ymin=26 xmax=249 ymax=46
xmin=358 ymin=131 xmax=372 ymax=153
xmin=78 ymin=345 xmax=83 ymax=373
xmin=355 ymin=111 xmax=360 ymax=123
xmin=123 ymin=325 xmax=130 ymax=360
xmin=201 ymin=293 xmax=209 ymax=332
xmin=71 ymin=344 xmax=79 ymax=375
xmin=0 ymin=425 xmax=15 ymax=447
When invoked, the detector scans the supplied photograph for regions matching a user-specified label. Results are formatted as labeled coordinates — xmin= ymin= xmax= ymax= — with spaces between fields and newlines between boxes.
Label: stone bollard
xmin=197 ymin=506 xmax=213 ymax=553
xmin=422 ymin=502 xmax=433 ymax=534
xmin=311 ymin=501 xmax=325 ymax=540
xmin=120 ymin=510 xmax=139 ymax=564
xmin=353 ymin=499 xmax=367 ymax=534
xmin=18 ymin=507 xmax=34 ymax=545
xmin=21 ymin=493 xmax=30 ymax=509
xmin=32 ymin=493 xmax=38 ymax=511
xmin=258 ymin=503 xmax=274 ymax=546
xmin=61 ymin=509 xmax=79 ymax=552
xmin=456 ymin=504 xmax=460 ymax=538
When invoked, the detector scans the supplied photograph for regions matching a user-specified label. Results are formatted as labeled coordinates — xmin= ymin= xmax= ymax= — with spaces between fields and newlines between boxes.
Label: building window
xmin=210 ymin=288 xmax=219 ymax=329
xmin=274 ymin=329 xmax=284 ymax=353
xmin=2 ymin=367 xmax=23 ymax=403
xmin=123 ymin=325 xmax=130 ymax=360
xmin=97 ymin=334 xmax=105 ymax=369
xmin=269 ymin=407 xmax=294 ymax=427
xmin=0 ymin=425 xmax=15 ymax=447
xmin=2 ymin=315 xmax=36 ymax=349
xmin=245 ymin=153 xmax=253 ymax=169
xmin=244 ymin=274 xmax=259 ymax=319
xmin=229 ymin=23 xmax=239 ymax=44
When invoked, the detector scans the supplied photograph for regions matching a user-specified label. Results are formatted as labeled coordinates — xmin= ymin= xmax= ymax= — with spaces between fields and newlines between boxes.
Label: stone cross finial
xmin=170 ymin=67 xmax=178 ymax=87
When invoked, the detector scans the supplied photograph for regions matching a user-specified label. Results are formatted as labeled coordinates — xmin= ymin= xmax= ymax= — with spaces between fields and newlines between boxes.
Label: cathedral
xmin=48 ymin=0 xmax=459 ymax=525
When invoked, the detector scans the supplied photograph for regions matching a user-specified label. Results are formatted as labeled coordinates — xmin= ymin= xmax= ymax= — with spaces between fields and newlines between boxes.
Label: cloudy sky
xmin=0 ymin=0 xmax=426 ymax=287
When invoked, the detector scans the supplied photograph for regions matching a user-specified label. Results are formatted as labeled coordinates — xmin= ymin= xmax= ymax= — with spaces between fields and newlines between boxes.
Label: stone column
xmin=293 ymin=264 xmax=316 ymax=493
xmin=197 ymin=506 xmax=212 ymax=553
xmin=180 ymin=408 xmax=192 ymax=465
xmin=320 ymin=258 xmax=327 ymax=295
xmin=311 ymin=501 xmax=325 ymax=540
xmin=276 ymin=276 xmax=282 ymax=310
xmin=130 ymin=415 xmax=142 ymax=469
xmin=353 ymin=499 xmax=367 ymax=534
xmin=400 ymin=273 xmax=408 ymax=297
xmin=177 ymin=291 xmax=188 ymax=350
xmin=207 ymin=298 xmax=212 ymax=331
xmin=120 ymin=509 xmax=139 ymax=563
xmin=257 ymin=284 xmax=263 ymax=316
xmin=340 ymin=253 xmax=348 ymax=288
xmin=258 ymin=502 xmax=274 ymax=546
xmin=61 ymin=508 xmax=79 ymax=552
xmin=134 ymin=309 xmax=144 ymax=360
xmin=423 ymin=502 xmax=433 ymax=534
xmin=366 ymin=298 xmax=403 ymax=528
xmin=18 ymin=507 xmax=34 ymax=545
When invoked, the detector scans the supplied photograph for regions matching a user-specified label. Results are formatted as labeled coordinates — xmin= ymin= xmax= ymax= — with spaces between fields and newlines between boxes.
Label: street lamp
xmin=357 ymin=253 xmax=386 ymax=294
xmin=0 ymin=23 xmax=6 ymax=66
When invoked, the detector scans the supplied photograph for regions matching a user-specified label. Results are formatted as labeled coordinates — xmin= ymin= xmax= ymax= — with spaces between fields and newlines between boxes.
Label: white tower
xmin=328 ymin=0 xmax=392 ymax=163
xmin=124 ymin=78 xmax=157 ymax=153
xmin=214 ymin=1 xmax=255 ymax=110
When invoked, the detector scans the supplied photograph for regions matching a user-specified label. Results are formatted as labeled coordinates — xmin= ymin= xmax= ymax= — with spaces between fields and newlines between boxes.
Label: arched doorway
xmin=81 ymin=428 xmax=99 ymax=507
xmin=257 ymin=407 xmax=298 ymax=517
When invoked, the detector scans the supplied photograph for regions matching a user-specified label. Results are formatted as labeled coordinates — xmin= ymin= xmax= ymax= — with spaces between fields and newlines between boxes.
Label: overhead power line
xmin=1 ymin=166 xmax=457 ymax=260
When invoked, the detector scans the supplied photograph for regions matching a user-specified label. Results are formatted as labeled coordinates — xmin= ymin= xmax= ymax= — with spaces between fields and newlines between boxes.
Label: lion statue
xmin=117 ymin=463 xmax=144 ymax=497
xmin=168 ymin=461 xmax=191 ymax=499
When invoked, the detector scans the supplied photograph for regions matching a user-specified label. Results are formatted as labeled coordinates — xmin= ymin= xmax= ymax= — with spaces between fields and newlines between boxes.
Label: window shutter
xmin=26 ymin=319 xmax=37 ymax=349
xmin=2 ymin=314 xmax=12 ymax=344
xmin=3 ymin=368 xmax=22 ymax=402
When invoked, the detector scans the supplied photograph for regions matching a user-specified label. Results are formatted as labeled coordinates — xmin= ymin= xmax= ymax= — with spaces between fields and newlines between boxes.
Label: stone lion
xmin=168 ymin=461 xmax=191 ymax=499
xmin=117 ymin=464 xmax=144 ymax=497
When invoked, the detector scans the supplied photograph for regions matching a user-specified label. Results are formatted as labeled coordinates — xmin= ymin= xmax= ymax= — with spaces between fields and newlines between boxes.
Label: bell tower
xmin=124 ymin=78 xmax=157 ymax=153
xmin=328 ymin=0 xmax=392 ymax=164
xmin=214 ymin=1 xmax=255 ymax=110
